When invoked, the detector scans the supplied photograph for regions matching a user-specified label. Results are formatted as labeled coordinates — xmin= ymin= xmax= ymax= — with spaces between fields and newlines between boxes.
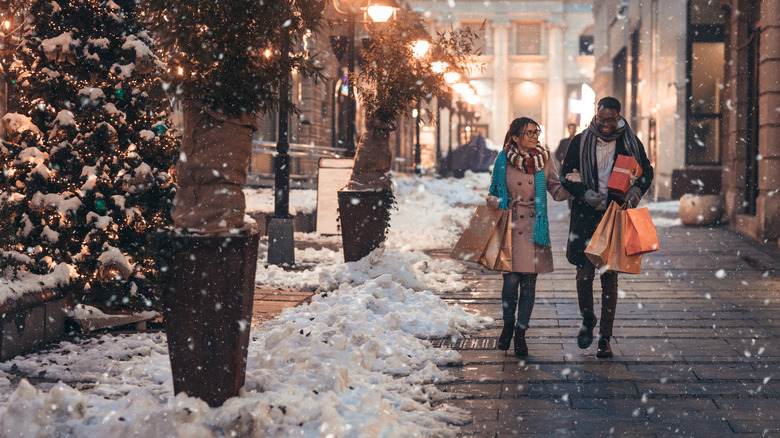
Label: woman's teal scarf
xmin=489 ymin=151 xmax=551 ymax=247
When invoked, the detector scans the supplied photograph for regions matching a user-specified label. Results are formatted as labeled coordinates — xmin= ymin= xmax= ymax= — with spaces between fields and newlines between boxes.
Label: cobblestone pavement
xmin=431 ymin=201 xmax=780 ymax=437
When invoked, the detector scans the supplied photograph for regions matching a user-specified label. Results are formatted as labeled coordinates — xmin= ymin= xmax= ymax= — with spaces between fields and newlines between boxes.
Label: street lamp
xmin=411 ymin=34 xmax=430 ymax=176
xmin=331 ymin=0 xmax=398 ymax=157
xmin=267 ymin=38 xmax=296 ymax=266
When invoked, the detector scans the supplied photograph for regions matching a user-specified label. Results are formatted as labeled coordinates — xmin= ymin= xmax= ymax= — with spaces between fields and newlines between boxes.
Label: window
xmin=513 ymin=22 xmax=541 ymax=55
xmin=685 ymin=0 xmax=724 ymax=165
xmin=579 ymin=35 xmax=594 ymax=56
xmin=689 ymin=0 xmax=725 ymax=25
xmin=460 ymin=21 xmax=491 ymax=56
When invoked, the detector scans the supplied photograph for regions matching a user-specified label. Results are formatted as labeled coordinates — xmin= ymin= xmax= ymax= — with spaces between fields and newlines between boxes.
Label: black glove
xmin=584 ymin=189 xmax=606 ymax=209
xmin=625 ymin=186 xmax=642 ymax=208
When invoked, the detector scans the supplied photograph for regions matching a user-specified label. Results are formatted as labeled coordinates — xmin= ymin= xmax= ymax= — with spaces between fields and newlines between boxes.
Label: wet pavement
xmin=431 ymin=200 xmax=780 ymax=436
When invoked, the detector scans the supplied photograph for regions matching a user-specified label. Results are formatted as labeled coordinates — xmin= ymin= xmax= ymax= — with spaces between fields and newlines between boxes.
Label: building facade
xmin=252 ymin=1 xmax=595 ymax=179
xmin=720 ymin=0 xmax=780 ymax=243
xmin=593 ymin=0 xmax=779 ymax=244
xmin=413 ymin=0 xmax=595 ymax=156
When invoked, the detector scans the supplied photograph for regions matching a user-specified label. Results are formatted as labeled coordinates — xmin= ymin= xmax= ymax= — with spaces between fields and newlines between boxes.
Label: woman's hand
xmin=565 ymin=168 xmax=582 ymax=183
xmin=486 ymin=195 xmax=500 ymax=210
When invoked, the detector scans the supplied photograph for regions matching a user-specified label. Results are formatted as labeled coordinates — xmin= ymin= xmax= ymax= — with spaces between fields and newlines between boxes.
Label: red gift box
xmin=607 ymin=155 xmax=642 ymax=196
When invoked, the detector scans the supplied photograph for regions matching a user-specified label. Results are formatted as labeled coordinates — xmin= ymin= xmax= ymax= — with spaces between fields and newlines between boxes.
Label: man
xmin=559 ymin=97 xmax=654 ymax=358
xmin=554 ymin=123 xmax=578 ymax=167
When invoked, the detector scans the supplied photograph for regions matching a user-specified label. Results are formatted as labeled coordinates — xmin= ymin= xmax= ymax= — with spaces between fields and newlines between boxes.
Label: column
xmin=546 ymin=16 xmax=565 ymax=150
xmin=492 ymin=19 xmax=510 ymax=146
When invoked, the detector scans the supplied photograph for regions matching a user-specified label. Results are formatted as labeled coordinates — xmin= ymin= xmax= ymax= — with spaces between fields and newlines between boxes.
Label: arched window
xmin=579 ymin=25 xmax=594 ymax=56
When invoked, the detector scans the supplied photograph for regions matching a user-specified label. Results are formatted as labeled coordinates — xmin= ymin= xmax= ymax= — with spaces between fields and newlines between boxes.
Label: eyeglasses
xmin=595 ymin=116 xmax=619 ymax=124
xmin=524 ymin=129 xmax=542 ymax=138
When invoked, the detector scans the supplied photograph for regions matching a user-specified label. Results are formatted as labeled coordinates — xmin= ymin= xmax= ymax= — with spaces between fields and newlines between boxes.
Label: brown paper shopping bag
xmin=478 ymin=210 xmax=512 ymax=271
xmin=584 ymin=201 xmax=621 ymax=268
xmin=450 ymin=205 xmax=506 ymax=263
xmin=625 ymin=207 xmax=660 ymax=255
xmin=603 ymin=208 xmax=643 ymax=274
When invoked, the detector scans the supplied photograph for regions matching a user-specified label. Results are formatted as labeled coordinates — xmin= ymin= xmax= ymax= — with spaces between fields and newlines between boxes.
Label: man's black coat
xmin=559 ymin=133 xmax=654 ymax=267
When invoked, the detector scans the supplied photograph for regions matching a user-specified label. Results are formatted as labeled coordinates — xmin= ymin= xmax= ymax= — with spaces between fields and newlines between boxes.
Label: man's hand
xmin=564 ymin=168 xmax=581 ymax=183
xmin=624 ymin=186 xmax=642 ymax=208
xmin=584 ymin=190 xmax=606 ymax=208
xmin=486 ymin=195 xmax=500 ymax=210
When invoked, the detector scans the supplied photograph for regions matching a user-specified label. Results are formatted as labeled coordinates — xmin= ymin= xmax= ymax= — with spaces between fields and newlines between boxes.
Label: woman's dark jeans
xmin=501 ymin=272 xmax=538 ymax=329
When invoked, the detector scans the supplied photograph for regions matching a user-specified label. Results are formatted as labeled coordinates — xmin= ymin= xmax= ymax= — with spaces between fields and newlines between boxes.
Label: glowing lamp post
xmin=332 ymin=0 xmax=398 ymax=157
xmin=411 ymin=37 xmax=430 ymax=176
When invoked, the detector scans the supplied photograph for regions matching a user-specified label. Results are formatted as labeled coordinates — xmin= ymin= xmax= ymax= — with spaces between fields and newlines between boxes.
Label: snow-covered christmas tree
xmin=0 ymin=0 xmax=178 ymax=310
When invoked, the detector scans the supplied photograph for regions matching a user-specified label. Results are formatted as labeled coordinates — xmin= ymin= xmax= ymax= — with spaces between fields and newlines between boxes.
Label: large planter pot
xmin=160 ymin=231 xmax=259 ymax=407
xmin=679 ymin=194 xmax=723 ymax=226
xmin=338 ymin=189 xmax=392 ymax=262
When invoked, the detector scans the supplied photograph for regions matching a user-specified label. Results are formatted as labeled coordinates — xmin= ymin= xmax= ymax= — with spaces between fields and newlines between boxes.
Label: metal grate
xmin=432 ymin=337 xmax=497 ymax=350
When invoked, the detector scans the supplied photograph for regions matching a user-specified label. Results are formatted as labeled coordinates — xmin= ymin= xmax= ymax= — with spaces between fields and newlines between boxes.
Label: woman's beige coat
xmin=489 ymin=162 xmax=571 ymax=273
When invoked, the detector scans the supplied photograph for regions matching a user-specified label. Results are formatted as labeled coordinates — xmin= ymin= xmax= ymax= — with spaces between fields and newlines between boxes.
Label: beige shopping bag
xmin=478 ymin=209 xmax=512 ymax=271
xmin=451 ymin=205 xmax=512 ymax=271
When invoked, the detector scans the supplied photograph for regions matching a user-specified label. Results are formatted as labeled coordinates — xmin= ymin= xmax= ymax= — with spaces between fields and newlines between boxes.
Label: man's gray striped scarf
xmin=579 ymin=116 xmax=641 ymax=191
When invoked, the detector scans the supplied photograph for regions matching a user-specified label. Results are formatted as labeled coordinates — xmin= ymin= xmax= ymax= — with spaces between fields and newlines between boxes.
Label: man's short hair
xmin=597 ymin=97 xmax=621 ymax=113
xmin=567 ymin=123 xmax=577 ymax=128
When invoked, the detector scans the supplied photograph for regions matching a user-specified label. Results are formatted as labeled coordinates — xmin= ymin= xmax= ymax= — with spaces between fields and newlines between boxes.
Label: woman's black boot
xmin=498 ymin=322 xmax=514 ymax=350
xmin=514 ymin=328 xmax=528 ymax=356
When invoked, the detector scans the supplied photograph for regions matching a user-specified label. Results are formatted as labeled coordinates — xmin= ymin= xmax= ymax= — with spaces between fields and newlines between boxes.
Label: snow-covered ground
xmin=0 ymin=172 xmax=492 ymax=437
xmin=0 ymin=172 xmax=681 ymax=437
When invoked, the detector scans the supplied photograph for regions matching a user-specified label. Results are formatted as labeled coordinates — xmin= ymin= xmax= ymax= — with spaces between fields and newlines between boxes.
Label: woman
xmin=486 ymin=117 xmax=572 ymax=356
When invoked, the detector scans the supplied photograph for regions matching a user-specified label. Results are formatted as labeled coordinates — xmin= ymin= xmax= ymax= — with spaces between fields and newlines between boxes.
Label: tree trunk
xmin=173 ymin=100 xmax=256 ymax=232
xmin=345 ymin=117 xmax=394 ymax=191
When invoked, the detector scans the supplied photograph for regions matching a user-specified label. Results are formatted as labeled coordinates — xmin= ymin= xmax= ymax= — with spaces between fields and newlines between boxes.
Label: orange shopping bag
xmin=585 ymin=201 xmax=642 ymax=274
xmin=624 ymin=207 xmax=660 ymax=255
xmin=603 ymin=208 xmax=642 ymax=274
xmin=584 ymin=201 xmax=621 ymax=268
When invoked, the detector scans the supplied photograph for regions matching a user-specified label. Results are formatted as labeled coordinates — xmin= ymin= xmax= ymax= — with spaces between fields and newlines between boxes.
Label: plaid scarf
xmin=504 ymin=142 xmax=549 ymax=174
xmin=579 ymin=116 xmax=641 ymax=191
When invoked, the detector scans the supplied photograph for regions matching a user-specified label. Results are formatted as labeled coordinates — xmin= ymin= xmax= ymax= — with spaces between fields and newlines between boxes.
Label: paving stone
xmin=727 ymin=420 xmax=780 ymax=434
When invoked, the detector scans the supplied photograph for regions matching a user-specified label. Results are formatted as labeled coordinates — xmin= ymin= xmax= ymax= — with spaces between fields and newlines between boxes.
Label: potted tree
xmin=339 ymin=13 xmax=481 ymax=261
xmin=142 ymin=0 xmax=325 ymax=407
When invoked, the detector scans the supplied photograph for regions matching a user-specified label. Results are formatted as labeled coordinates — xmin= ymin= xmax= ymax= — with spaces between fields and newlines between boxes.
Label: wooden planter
xmin=0 ymin=286 xmax=68 ymax=361
xmin=160 ymin=231 xmax=259 ymax=407
xmin=337 ymin=189 xmax=392 ymax=262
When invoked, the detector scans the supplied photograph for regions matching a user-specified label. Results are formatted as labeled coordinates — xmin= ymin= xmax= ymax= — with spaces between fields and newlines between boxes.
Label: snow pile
xmin=244 ymin=188 xmax=318 ymax=216
xmin=388 ymin=172 xmax=488 ymax=250
xmin=255 ymin=246 xmax=469 ymax=294
xmin=0 ymin=271 xmax=487 ymax=437
xmin=0 ymin=263 xmax=77 ymax=306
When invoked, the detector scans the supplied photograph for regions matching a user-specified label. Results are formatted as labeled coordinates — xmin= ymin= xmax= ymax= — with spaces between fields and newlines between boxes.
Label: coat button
xmin=529 ymin=180 xmax=533 ymax=184
xmin=519 ymin=215 xmax=524 ymax=219
xmin=529 ymin=197 xmax=534 ymax=201
xmin=518 ymin=198 xmax=523 ymax=202
xmin=517 ymin=182 xmax=523 ymax=185
xmin=518 ymin=231 xmax=523 ymax=235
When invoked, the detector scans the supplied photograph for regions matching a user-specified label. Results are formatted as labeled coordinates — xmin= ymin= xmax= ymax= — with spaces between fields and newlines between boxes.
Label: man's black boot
xmin=577 ymin=315 xmax=597 ymax=349
xmin=596 ymin=336 xmax=613 ymax=358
